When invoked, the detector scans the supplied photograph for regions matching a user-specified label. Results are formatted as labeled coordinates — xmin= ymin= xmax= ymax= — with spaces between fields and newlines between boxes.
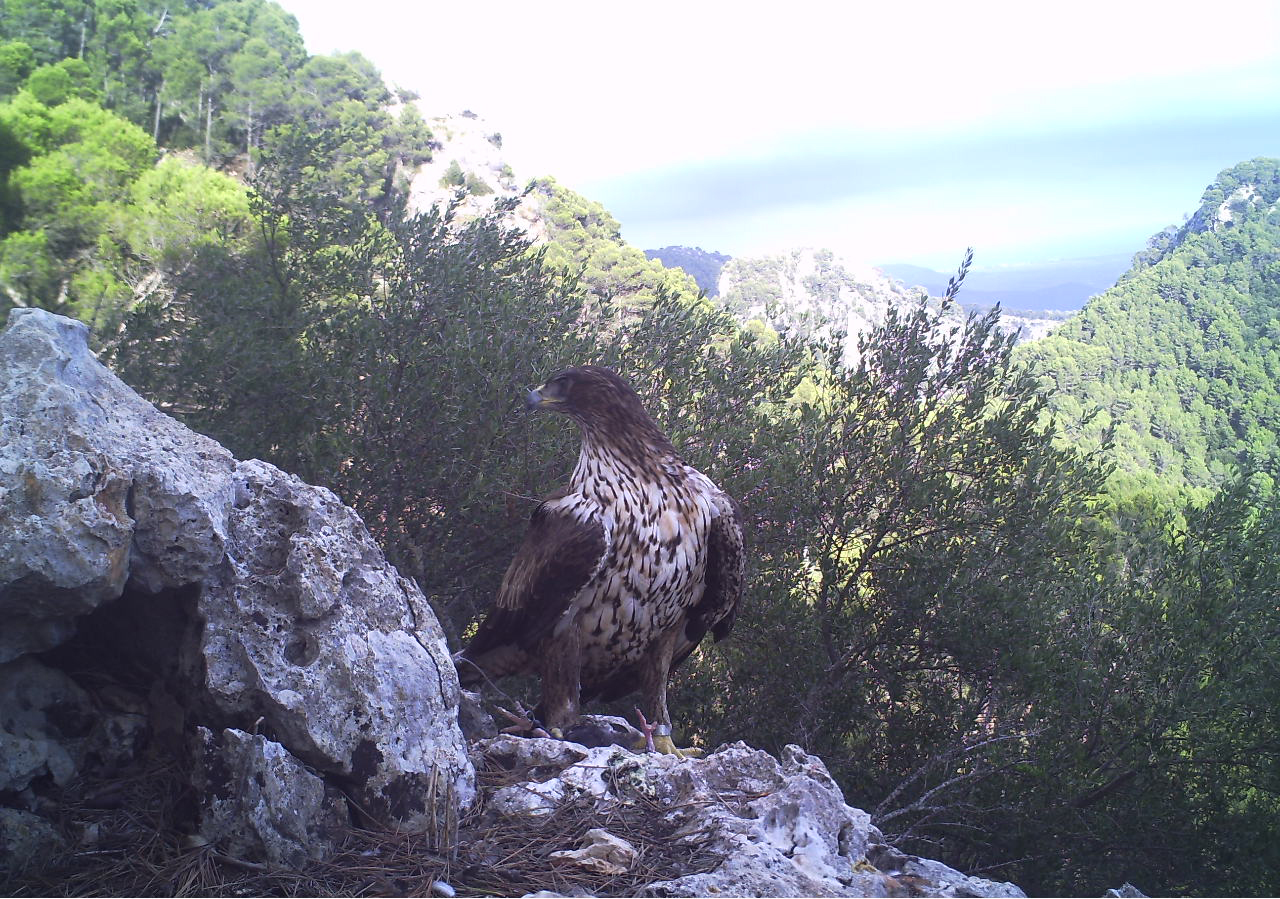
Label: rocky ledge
xmin=465 ymin=729 xmax=1024 ymax=897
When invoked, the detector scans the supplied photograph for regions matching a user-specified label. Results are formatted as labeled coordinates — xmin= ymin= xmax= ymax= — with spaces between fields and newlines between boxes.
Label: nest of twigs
xmin=3 ymin=747 xmax=719 ymax=897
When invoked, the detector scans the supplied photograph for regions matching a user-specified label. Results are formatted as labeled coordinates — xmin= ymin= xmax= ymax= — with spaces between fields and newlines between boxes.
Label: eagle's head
xmin=526 ymin=365 xmax=673 ymax=453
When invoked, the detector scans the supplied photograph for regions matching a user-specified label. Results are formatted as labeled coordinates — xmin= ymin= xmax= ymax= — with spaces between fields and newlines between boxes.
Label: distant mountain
xmin=414 ymin=143 xmax=1067 ymax=355
xmin=1023 ymin=158 xmax=1280 ymax=493
xmin=719 ymin=248 xmax=917 ymax=349
xmin=880 ymin=255 xmax=1132 ymax=313
xmin=643 ymin=246 xmax=731 ymax=296
xmin=715 ymin=248 xmax=1063 ymax=362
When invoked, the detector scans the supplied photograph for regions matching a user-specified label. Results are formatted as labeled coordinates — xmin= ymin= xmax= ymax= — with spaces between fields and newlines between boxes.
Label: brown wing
xmin=462 ymin=493 xmax=606 ymax=664
xmin=687 ymin=492 xmax=746 ymax=647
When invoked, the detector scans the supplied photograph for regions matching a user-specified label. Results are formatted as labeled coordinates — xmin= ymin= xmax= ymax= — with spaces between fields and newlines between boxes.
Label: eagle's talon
xmin=496 ymin=704 xmax=551 ymax=739
xmin=634 ymin=707 xmax=658 ymax=753
xmin=651 ymin=733 xmax=702 ymax=758
xmin=633 ymin=708 xmax=700 ymax=756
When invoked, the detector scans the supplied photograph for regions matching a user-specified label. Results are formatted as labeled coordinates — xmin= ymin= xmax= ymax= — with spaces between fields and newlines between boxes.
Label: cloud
xmin=585 ymin=106 xmax=1279 ymax=259
xmin=279 ymin=0 xmax=1280 ymax=264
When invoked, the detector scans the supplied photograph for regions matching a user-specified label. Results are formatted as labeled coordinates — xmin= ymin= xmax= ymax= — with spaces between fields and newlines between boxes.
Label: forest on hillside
xmin=2 ymin=2 xmax=1280 ymax=896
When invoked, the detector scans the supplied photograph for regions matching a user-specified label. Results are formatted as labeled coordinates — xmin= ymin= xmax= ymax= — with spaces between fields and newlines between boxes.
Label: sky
xmin=279 ymin=0 xmax=1280 ymax=271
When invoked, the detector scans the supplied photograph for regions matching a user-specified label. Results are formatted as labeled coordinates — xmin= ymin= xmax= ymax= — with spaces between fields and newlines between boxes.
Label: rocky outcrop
xmin=405 ymin=110 xmax=547 ymax=242
xmin=470 ymin=732 xmax=1025 ymax=898
xmin=719 ymin=248 xmax=918 ymax=347
xmin=719 ymin=248 xmax=1063 ymax=358
xmin=0 ymin=308 xmax=473 ymax=865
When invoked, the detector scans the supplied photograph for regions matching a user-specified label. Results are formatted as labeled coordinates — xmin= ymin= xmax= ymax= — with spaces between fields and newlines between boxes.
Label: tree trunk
xmin=205 ymin=100 xmax=213 ymax=161
xmin=152 ymin=83 xmax=163 ymax=142
xmin=245 ymin=101 xmax=254 ymax=172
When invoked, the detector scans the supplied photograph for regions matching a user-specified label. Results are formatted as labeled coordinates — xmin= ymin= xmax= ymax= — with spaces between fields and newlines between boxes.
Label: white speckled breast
xmin=563 ymin=450 xmax=720 ymax=678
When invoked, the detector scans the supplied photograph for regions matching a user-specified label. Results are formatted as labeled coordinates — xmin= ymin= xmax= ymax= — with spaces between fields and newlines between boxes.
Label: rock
xmin=0 ymin=308 xmax=474 ymax=861
xmin=717 ymin=249 xmax=1061 ymax=365
xmin=0 ymin=311 xmax=152 ymax=661
xmin=457 ymin=688 xmax=498 ymax=741
xmin=0 ymin=806 xmax=65 ymax=873
xmin=644 ymin=742 xmax=881 ymax=897
xmin=471 ymin=737 xmax=1026 ymax=898
xmin=549 ymin=827 xmax=638 ymax=876
xmin=198 ymin=458 xmax=474 ymax=830
xmin=1103 ymin=884 xmax=1148 ymax=898
xmin=869 ymin=843 xmax=1026 ymax=899
xmin=481 ymin=733 xmax=592 ymax=779
xmin=193 ymin=727 xmax=346 ymax=868
xmin=0 ymin=656 xmax=95 ymax=793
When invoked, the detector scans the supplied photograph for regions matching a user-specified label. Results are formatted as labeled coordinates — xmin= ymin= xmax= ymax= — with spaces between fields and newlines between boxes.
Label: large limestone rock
xmin=472 ymin=735 xmax=1025 ymax=898
xmin=0 ymin=307 xmax=473 ymax=860
xmin=193 ymin=726 xmax=348 ymax=868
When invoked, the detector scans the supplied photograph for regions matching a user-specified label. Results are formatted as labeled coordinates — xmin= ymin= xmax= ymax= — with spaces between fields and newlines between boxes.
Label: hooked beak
xmin=526 ymin=387 xmax=564 ymax=411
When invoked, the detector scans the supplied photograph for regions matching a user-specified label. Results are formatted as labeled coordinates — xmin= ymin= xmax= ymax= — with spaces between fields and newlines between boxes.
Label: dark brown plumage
xmin=455 ymin=366 xmax=744 ymax=753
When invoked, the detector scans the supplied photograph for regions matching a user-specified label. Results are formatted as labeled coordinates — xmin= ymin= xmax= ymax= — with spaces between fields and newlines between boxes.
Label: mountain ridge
xmin=1023 ymin=157 xmax=1280 ymax=494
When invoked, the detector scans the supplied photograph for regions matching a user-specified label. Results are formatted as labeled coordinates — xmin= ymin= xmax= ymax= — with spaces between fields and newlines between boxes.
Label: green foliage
xmin=0 ymin=227 xmax=57 ymax=300
xmin=151 ymin=0 xmax=305 ymax=156
xmin=0 ymin=0 xmax=91 ymax=66
xmin=82 ymin=0 xmax=158 ymax=124
xmin=972 ymin=469 xmax=1280 ymax=896
xmin=24 ymin=56 xmax=98 ymax=104
xmin=0 ymin=0 xmax=431 ymax=205
xmin=530 ymin=176 xmax=703 ymax=306
xmin=670 ymin=297 xmax=1109 ymax=864
xmin=119 ymin=154 xmax=253 ymax=273
xmin=0 ymin=0 xmax=433 ymax=324
xmin=0 ymin=92 xmax=153 ymax=315
xmin=0 ymin=39 xmax=35 ymax=96
xmin=1026 ymin=158 xmax=1280 ymax=498
xmin=436 ymin=158 xmax=495 ymax=197
xmin=439 ymin=158 xmax=465 ymax=188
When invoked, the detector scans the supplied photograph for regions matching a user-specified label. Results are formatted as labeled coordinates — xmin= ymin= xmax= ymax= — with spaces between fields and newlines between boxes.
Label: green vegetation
xmin=1025 ymin=158 xmax=1280 ymax=499
xmin=3 ymin=4 xmax=1279 ymax=894
xmin=643 ymin=244 xmax=730 ymax=296
xmin=0 ymin=0 xmax=430 ymax=328
xmin=530 ymin=176 xmax=704 ymax=305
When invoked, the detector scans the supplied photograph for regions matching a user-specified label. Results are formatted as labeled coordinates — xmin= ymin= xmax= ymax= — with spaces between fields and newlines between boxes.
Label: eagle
xmin=455 ymin=365 xmax=744 ymax=755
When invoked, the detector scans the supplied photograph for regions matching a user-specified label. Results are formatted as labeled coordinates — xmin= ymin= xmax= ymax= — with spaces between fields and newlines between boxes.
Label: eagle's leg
xmin=636 ymin=632 xmax=702 ymax=758
xmin=537 ymin=627 xmax=582 ymax=738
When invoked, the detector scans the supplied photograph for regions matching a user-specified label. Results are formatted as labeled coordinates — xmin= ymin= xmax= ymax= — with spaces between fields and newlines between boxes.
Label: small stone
xmin=549 ymin=827 xmax=638 ymax=876
xmin=0 ymin=807 xmax=64 ymax=872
